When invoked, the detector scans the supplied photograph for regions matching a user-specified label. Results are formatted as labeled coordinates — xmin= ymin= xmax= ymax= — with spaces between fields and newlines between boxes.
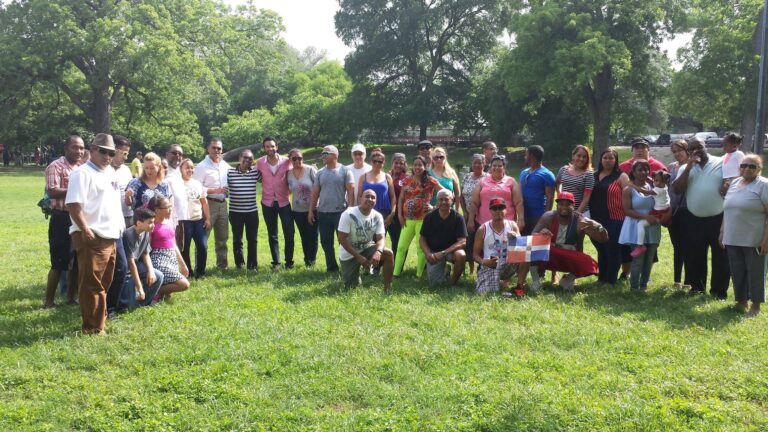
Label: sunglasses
xmin=97 ymin=148 xmax=116 ymax=157
xmin=432 ymin=155 xmax=445 ymax=160
xmin=167 ymin=151 xmax=184 ymax=156
xmin=490 ymin=206 xmax=505 ymax=211
xmin=291 ymin=156 xmax=303 ymax=161
xmin=372 ymin=159 xmax=384 ymax=164
xmin=321 ymin=151 xmax=334 ymax=156
xmin=740 ymin=163 xmax=759 ymax=170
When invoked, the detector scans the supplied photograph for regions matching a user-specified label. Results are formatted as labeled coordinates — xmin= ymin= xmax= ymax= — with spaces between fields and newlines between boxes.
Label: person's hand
xmin=136 ymin=286 xmax=145 ymax=302
xmin=204 ymin=219 xmax=211 ymax=231
xmin=426 ymin=251 xmax=438 ymax=264
xmin=371 ymin=250 xmax=382 ymax=267
xmin=539 ymin=228 xmax=553 ymax=238
xmin=384 ymin=214 xmax=393 ymax=228
xmin=83 ymin=227 xmax=96 ymax=241
xmin=718 ymin=232 xmax=725 ymax=249
xmin=759 ymin=240 xmax=768 ymax=256
xmin=307 ymin=211 xmax=315 ymax=225
xmin=180 ymin=264 xmax=189 ymax=277
xmin=355 ymin=254 xmax=369 ymax=266
xmin=645 ymin=215 xmax=660 ymax=225
xmin=125 ymin=189 xmax=134 ymax=206
xmin=484 ymin=256 xmax=498 ymax=269
xmin=399 ymin=215 xmax=406 ymax=227
xmin=146 ymin=271 xmax=156 ymax=286
xmin=689 ymin=154 xmax=700 ymax=166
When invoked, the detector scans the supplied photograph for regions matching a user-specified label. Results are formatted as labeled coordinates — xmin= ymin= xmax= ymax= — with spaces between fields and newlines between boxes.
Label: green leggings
xmin=394 ymin=219 xmax=425 ymax=277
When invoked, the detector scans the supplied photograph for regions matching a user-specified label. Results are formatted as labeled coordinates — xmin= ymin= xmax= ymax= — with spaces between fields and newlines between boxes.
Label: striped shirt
xmin=45 ymin=156 xmax=79 ymax=211
xmin=227 ymin=167 xmax=261 ymax=213
xmin=557 ymin=166 xmax=594 ymax=210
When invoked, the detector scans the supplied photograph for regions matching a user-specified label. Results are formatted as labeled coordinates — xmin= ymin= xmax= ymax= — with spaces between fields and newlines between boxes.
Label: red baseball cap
xmin=556 ymin=191 xmax=575 ymax=204
xmin=489 ymin=198 xmax=507 ymax=209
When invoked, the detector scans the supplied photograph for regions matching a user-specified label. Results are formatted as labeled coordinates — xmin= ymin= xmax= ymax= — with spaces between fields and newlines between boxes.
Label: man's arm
xmin=672 ymin=162 xmax=693 ymax=194
xmin=127 ymin=257 xmax=144 ymax=300
xmin=66 ymin=203 xmax=95 ymax=240
xmin=308 ymin=185 xmax=320 ymax=224
xmin=338 ymin=231 xmax=368 ymax=265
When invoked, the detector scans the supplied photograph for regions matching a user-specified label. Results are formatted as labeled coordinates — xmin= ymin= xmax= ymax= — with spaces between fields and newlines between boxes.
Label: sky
xmin=227 ymin=0 xmax=689 ymax=68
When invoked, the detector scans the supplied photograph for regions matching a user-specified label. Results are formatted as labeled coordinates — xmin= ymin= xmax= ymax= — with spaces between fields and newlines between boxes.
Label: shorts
xmin=340 ymin=245 xmax=379 ymax=288
xmin=426 ymin=252 xmax=454 ymax=284
xmin=650 ymin=208 xmax=671 ymax=226
xmin=48 ymin=210 xmax=73 ymax=271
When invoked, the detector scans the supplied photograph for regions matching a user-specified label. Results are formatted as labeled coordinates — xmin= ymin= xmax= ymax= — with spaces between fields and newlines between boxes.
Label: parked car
xmin=705 ymin=136 xmax=723 ymax=147
xmin=655 ymin=133 xmax=694 ymax=147
xmin=695 ymin=132 xmax=718 ymax=141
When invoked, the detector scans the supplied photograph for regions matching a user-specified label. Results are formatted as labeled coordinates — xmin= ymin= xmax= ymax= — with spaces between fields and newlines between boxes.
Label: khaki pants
xmin=208 ymin=199 xmax=229 ymax=269
xmin=71 ymin=232 xmax=116 ymax=334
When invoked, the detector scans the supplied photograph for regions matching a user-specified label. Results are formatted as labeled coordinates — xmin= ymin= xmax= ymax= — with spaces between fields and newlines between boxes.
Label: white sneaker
xmin=559 ymin=273 xmax=576 ymax=292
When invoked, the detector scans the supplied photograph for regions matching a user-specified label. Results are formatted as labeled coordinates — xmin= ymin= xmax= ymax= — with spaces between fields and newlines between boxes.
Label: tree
xmin=502 ymin=0 xmax=682 ymax=163
xmin=335 ymin=0 xmax=507 ymax=139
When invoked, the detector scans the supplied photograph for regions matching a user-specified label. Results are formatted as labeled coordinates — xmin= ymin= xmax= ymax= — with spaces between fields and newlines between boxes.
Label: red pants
xmin=537 ymin=246 xmax=599 ymax=278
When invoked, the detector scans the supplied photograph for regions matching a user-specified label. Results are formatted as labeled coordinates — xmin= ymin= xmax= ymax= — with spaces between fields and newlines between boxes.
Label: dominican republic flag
xmin=507 ymin=234 xmax=550 ymax=264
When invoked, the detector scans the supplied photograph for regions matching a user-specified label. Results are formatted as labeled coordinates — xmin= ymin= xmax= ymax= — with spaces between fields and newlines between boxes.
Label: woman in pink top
xmin=467 ymin=155 xmax=525 ymax=233
xmin=148 ymin=196 xmax=189 ymax=301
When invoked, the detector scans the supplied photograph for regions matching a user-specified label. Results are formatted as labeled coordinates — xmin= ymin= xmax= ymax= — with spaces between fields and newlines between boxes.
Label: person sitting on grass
xmin=419 ymin=189 xmax=467 ymax=285
xmin=337 ymin=189 xmax=394 ymax=291
xmin=518 ymin=192 xmax=608 ymax=292
xmin=473 ymin=198 xmax=521 ymax=296
xmin=147 ymin=196 xmax=189 ymax=302
xmin=122 ymin=207 xmax=164 ymax=308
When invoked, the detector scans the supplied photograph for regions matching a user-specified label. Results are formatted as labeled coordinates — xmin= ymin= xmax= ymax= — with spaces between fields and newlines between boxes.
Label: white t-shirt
xmin=653 ymin=186 xmax=670 ymax=211
xmin=346 ymin=162 xmax=371 ymax=205
xmin=722 ymin=150 xmax=745 ymax=179
xmin=337 ymin=206 xmax=384 ymax=261
xmin=166 ymin=166 xmax=189 ymax=221
xmin=114 ymin=164 xmax=134 ymax=218
xmin=184 ymin=178 xmax=207 ymax=221
xmin=66 ymin=161 xmax=124 ymax=239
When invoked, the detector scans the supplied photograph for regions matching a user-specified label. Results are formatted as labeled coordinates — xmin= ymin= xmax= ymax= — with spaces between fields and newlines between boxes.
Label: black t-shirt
xmin=420 ymin=208 xmax=468 ymax=251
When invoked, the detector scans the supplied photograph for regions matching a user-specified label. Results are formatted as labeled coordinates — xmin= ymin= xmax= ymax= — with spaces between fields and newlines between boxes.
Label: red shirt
xmin=619 ymin=157 xmax=666 ymax=175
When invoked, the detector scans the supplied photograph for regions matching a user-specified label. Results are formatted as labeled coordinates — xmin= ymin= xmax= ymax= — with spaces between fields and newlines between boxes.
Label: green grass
xmin=1 ymin=166 xmax=767 ymax=431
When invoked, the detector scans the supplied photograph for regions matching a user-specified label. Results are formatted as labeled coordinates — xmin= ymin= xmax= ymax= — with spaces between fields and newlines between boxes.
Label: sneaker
xmin=630 ymin=245 xmax=647 ymax=258
xmin=559 ymin=273 xmax=576 ymax=292
xmin=746 ymin=309 xmax=761 ymax=318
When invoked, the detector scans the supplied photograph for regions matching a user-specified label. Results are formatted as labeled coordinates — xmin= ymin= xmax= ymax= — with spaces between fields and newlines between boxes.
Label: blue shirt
xmin=520 ymin=166 xmax=556 ymax=218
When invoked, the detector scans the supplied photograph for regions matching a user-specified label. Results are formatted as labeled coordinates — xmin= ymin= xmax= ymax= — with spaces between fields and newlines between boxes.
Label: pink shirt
xmin=45 ymin=156 xmax=79 ymax=210
xmin=256 ymin=155 xmax=291 ymax=207
xmin=150 ymin=221 xmax=176 ymax=249
xmin=477 ymin=175 xmax=517 ymax=225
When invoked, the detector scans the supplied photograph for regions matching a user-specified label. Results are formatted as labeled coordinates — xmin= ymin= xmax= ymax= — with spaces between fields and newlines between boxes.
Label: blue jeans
xmin=318 ymin=211 xmax=342 ymax=272
xmin=292 ymin=211 xmax=318 ymax=266
xmin=106 ymin=237 xmax=127 ymax=312
xmin=262 ymin=201 xmax=294 ymax=267
xmin=124 ymin=262 xmax=164 ymax=308
xmin=630 ymin=243 xmax=658 ymax=290
xmin=182 ymin=219 xmax=209 ymax=277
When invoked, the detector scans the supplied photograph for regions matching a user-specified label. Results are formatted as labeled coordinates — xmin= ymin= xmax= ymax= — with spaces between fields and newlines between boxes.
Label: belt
xmin=208 ymin=197 xmax=226 ymax=203
xmin=52 ymin=209 xmax=69 ymax=215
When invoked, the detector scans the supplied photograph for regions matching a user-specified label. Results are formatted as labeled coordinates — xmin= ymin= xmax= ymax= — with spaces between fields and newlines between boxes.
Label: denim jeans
xmin=229 ymin=211 xmax=259 ymax=269
xmin=292 ymin=211 xmax=318 ymax=266
xmin=262 ymin=201 xmax=295 ymax=267
xmin=629 ymin=243 xmax=658 ymax=290
xmin=182 ymin=219 xmax=209 ymax=277
xmin=318 ymin=211 xmax=342 ymax=272
xmin=123 ymin=262 xmax=164 ymax=308
xmin=106 ymin=237 xmax=127 ymax=313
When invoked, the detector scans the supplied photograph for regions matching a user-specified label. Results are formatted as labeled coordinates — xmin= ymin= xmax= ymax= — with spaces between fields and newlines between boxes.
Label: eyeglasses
xmin=167 ymin=151 xmax=184 ymax=156
xmin=419 ymin=146 xmax=432 ymax=151
xmin=321 ymin=151 xmax=333 ymax=156
xmin=291 ymin=156 xmax=303 ymax=161
xmin=490 ymin=206 xmax=505 ymax=211
xmin=740 ymin=163 xmax=759 ymax=170
xmin=432 ymin=155 xmax=445 ymax=160
xmin=97 ymin=148 xmax=116 ymax=157
xmin=372 ymin=159 xmax=384 ymax=164
xmin=210 ymin=147 xmax=223 ymax=152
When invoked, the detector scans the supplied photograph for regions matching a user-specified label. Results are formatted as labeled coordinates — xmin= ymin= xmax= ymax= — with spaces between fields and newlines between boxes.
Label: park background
xmin=2 ymin=0 xmax=768 ymax=430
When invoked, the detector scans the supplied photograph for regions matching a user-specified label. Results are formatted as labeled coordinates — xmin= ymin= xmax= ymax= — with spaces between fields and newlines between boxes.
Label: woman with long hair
xmin=286 ymin=148 xmax=319 ymax=267
xmin=147 ymin=196 xmax=189 ymax=301
xmin=125 ymin=152 xmax=171 ymax=210
xmin=590 ymin=148 xmax=631 ymax=284
xmin=467 ymin=155 xmax=525 ymax=234
xmin=358 ymin=147 xmax=397 ymax=229
xmin=461 ymin=154 xmax=487 ymax=274
xmin=667 ymin=139 xmax=690 ymax=289
xmin=179 ymin=159 xmax=210 ymax=278
xmin=388 ymin=153 xmax=408 ymax=262
xmin=428 ymin=146 xmax=461 ymax=209
xmin=556 ymin=145 xmax=594 ymax=216
xmin=394 ymin=155 xmax=443 ymax=277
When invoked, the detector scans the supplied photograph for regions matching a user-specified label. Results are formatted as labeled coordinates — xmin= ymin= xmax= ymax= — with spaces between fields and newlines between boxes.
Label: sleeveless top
xmin=428 ymin=169 xmax=455 ymax=205
xmin=477 ymin=175 xmax=517 ymax=224
xmin=591 ymin=171 xmax=625 ymax=223
xmin=362 ymin=176 xmax=392 ymax=212
xmin=150 ymin=220 xmax=176 ymax=249
xmin=482 ymin=220 xmax=515 ymax=260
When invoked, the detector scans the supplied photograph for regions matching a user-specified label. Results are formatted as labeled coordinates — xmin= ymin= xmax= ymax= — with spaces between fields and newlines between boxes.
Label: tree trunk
xmin=584 ymin=64 xmax=614 ymax=167
xmin=741 ymin=8 xmax=764 ymax=151
xmin=90 ymin=88 xmax=112 ymax=133
xmin=419 ymin=123 xmax=428 ymax=140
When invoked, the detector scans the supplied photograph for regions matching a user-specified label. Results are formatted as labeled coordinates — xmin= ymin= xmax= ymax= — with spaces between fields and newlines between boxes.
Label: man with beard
xmin=254 ymin=137 xmax=294 ymax=270
xmin=228 ymin=149 xmax=262 ymax=270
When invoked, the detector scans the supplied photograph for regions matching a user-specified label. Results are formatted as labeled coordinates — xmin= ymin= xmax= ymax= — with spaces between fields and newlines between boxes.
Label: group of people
xmin=43 ymin=133 xmax=767 ymax=334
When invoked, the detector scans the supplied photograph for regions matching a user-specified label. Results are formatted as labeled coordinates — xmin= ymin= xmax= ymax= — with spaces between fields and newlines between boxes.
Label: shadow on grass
xmin=571 ymin=281 xmax=742 ymax=330
xmin=0 ymin=284 xmax=81 ymax=347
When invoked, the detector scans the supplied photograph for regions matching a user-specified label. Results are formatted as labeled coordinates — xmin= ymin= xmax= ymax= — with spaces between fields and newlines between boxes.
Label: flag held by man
xmin=507 ymin=234 xmax=550 ymax=264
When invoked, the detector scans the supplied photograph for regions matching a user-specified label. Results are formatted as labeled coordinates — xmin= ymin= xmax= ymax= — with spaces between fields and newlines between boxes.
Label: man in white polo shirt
xmin=673 ymin=138 xmax=730 ymax=298
xmin=193 ymin=138 xmax=230 ymax=270
xmin=66 ymin=133 xmax=124 ymax=335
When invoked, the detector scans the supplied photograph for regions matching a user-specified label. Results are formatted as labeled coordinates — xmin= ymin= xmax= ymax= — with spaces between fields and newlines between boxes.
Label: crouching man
xmin=419 ymin=189 xmax=467 ymax=285
xmin=338 ymin=189 xmax=394 ymax=291
xmin=122 ymin=208 xmax=164 ymax=307
xmin=519 ymin=191 xmax=608 ymax=292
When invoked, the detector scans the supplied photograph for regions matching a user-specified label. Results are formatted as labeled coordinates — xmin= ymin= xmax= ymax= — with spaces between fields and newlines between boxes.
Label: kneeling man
xmin=420 ymin=189 xmax=467 ymax=285
xmin=520 ymin=191 xmax=608 ymax=291
xmin=338 ymin=189 xmax=394 ymax=290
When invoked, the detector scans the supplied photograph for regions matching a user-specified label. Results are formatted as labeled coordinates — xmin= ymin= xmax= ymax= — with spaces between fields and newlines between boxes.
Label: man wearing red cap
xmin=472 ymin=197 xmax=522 ymax=295
xmin=518 ymin=191 xmax=608 ymax=292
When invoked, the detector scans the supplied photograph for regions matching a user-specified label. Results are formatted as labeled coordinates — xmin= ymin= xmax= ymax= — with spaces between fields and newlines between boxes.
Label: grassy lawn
xmin=1 ymin=155 xmax=767 ymax=431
